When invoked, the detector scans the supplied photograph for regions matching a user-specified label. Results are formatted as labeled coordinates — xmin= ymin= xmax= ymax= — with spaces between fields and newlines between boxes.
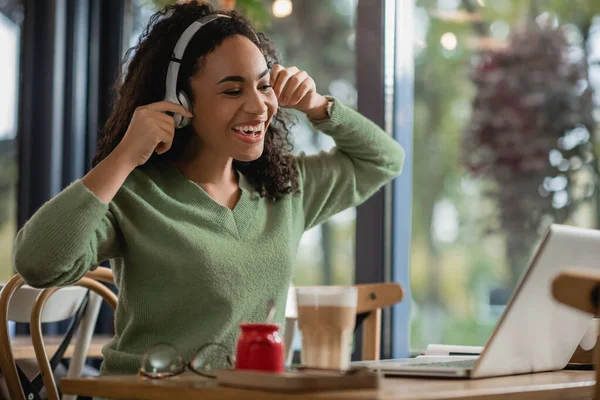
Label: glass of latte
xmin=295 ymin=286 xmax=357 ymax=370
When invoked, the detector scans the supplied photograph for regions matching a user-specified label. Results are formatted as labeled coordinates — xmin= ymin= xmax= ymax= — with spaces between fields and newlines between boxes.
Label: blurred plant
xmin=463 ymin=21 xmax=598 ymax=284
xmin=148 ymin=0 xmax=270 ymax=29
xmin=0 ymin=139 xmax=17 ymax=228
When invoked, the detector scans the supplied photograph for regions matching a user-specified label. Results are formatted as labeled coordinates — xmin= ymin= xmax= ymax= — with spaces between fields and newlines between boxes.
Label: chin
xmin=235 ymin=147 xmax=264 ymax=162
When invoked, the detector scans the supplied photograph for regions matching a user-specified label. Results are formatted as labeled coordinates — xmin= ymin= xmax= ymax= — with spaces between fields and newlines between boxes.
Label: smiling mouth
xmin=231 ymin=122 xmax=266 ymax=142
xmin=231 ymin=122 xmax=265 ymax=137
xmin=232 ymin=128 xmax=262 ymax=138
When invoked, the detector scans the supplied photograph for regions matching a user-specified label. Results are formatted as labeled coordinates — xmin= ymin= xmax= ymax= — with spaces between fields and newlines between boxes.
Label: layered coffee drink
xmin=296 ymin=287 xmax=357 ymax=370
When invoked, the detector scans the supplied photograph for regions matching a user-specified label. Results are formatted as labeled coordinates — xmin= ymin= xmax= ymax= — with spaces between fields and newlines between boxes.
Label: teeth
xmin=233 ymin=123 xmax=264 ymax=134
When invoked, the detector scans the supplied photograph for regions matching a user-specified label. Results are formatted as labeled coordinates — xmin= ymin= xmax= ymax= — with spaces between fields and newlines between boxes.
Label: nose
xmin=243 ymin=88 xmax=269 ymax=115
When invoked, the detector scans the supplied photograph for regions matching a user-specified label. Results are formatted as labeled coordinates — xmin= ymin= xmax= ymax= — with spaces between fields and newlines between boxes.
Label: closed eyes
xmin=223 ymin=85 xmax=272 ymax=96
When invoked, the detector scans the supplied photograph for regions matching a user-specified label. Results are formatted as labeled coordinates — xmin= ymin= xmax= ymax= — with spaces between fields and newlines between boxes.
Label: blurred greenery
xmin=411 ymin=0 xmax=600 ymax=351
xmin=0 ymin=145 xmax=16 ymax=227
xmin=0 ymin=9 xmax=18 ymax=282
xmin=148 ymin=0 xmax=270 ymax=29
xmin=0 ymin=145 xmax=16 ymax=283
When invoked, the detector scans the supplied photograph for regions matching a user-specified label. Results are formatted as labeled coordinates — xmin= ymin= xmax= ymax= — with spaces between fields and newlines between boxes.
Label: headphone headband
xmin=164 ymin=14 xmax=260 ymax=128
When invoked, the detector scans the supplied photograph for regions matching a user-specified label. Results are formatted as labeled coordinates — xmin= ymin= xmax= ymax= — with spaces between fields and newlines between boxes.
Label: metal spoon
xmin=265 ymin=299 xmax=276 ymax=324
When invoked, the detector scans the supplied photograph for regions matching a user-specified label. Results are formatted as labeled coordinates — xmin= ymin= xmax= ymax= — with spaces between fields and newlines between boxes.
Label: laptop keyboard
xmin=408 ymin=359 xmax=477 ymax=369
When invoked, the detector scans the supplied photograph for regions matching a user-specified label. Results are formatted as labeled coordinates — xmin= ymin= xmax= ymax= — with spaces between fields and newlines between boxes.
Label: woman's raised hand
xmin=270 ymin=64 xmax=329 ymax=120
xmin=115 ymin=101 xmax=193 ymax=167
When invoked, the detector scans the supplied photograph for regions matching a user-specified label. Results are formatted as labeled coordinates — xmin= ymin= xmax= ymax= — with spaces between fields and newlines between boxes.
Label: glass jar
xmin=235 ymin=323 xmax=284 ymax=373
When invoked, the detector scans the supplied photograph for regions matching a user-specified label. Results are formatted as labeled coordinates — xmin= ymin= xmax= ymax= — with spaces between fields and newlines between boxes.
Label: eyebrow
xmin=216 ymin=68 xmax=270 ymax=85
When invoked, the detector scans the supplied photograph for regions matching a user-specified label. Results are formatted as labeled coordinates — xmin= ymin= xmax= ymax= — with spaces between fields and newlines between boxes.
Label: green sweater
xmin=13 ymin=98 xmax=404 ymax=376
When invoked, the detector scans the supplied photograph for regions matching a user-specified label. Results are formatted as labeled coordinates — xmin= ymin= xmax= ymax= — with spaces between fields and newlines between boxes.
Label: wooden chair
xmin=552 ymin=268 xmax=600 ymax=400
xmin=0 ymin=267 xmax=116 ymax=400
xmin=284 ymin=282 xmax=404 ymax=364
xmin=354 ymin=282 xmax=404 ymax=360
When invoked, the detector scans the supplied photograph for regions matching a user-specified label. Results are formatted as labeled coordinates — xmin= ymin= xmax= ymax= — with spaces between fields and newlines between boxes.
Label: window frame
xmin=389 ymin=0 xmax=414 ymax=359
xmin=353 ymin=0 xmax=415 ymax=360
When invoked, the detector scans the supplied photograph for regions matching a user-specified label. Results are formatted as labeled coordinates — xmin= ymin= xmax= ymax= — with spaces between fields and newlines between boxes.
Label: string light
xmin=440 ymin=32 xmax=457 ymax=51
xmin=272 ymin=0 xmax=293 ymax=18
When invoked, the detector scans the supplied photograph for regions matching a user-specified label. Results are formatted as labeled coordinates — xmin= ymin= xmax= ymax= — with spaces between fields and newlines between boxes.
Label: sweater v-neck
xmin=155 ymin=164 xmax=261 ymax=238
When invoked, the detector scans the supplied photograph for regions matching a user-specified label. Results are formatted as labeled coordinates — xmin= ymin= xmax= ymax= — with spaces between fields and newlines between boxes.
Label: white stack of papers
xmin=417 ymin=344 xmax=483 ymax=358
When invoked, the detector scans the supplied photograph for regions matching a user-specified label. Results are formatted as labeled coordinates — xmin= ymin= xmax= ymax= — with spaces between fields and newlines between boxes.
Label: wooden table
xmin=61 ymin=370 xmax=595 ymax=400
xmin=11 ymin=334 xmax=111 ymax=360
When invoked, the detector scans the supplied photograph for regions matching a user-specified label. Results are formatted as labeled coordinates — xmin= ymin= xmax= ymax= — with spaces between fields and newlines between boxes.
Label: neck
xmin=175 ymin=152 xmax=238 ymax=189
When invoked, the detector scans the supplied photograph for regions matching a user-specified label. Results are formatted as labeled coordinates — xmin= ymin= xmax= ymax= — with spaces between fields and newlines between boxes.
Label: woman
xmin=14 ymin=1 xmax=404 ymax=376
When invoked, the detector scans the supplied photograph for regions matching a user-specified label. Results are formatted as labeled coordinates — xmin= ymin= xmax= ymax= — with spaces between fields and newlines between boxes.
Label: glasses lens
xmin=190 ymin=343 xmax=235 ymax=377
xmin=140 ymin=343 xmax=185 ymax=378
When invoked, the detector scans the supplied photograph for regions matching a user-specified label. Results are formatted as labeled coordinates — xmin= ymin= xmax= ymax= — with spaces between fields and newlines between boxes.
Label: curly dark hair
xmin=93 ymin=1 xmax=299 ymax=201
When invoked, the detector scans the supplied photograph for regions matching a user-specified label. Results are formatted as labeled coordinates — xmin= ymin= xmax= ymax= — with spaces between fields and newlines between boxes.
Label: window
xmin=410 ymin=0 xmax=600 ymax=353
xmin=0 ymin=2 xmax=22 ymax=283
xmin=266 ymin=0 xmax=358 ymax=287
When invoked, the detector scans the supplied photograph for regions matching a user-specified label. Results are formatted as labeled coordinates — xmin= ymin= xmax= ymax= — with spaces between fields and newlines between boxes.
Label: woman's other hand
xmin=115 ymin=101 xmax=193 ymax=168
xmin=270 ymin=64 xmax=329 ymax=120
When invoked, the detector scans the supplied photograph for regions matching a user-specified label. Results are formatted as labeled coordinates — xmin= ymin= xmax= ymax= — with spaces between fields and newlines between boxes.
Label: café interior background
xmin=1 ymin=0 xmax=600 ymax=355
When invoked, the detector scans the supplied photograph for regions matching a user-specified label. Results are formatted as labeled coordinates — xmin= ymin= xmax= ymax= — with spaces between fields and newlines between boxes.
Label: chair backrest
xmin=62 ymin=267 xmax=116 ymax=400
xmin=1 ymin=274 xmax=44 ymax=400
xmin=552 ymin=268 xmax=600 ymax=400
xmin=0 ymin=267 xmax=116 ymax=400
xmin=355 ymin=282 xmax=404 ymax=361
xmin=85 ymin=267 xmax=115 ymax=285
xmin=32 ymin=276 xmax=117 ymax=400
xmin=0 ymin=284 xmax=88 ymax=324
xmin=284 ymin=282 xmax=404 ymax=363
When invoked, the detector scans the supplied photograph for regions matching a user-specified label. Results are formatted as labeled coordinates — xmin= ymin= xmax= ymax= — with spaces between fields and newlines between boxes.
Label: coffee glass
xmin=295 ymin=286 xmax=357 ymax=370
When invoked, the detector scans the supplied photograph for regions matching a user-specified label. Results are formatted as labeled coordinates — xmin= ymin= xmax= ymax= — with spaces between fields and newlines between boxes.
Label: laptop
xmin=354 ymin=224 xmax=600 ymax=378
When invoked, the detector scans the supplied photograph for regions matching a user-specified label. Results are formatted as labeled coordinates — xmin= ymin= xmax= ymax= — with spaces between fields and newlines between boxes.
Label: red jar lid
xmin=239 ymin=323 xmax=280 ymax=331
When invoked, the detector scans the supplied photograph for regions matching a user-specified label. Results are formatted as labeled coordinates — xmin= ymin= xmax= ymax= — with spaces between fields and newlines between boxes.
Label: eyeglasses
xmin=138 ymin=342 xmax=235 ymax=379
xmin=138 ymin=343 xmax=368 ymax=379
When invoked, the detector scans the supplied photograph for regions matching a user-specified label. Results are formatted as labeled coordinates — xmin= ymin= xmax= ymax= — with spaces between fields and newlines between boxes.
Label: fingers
xmin=135 ymin=106 xmax=184 ymax=128
xmin=271 ymin=65 xmax=317 ymax=107
xmin=271 ymin=65 xmax=300 ymax=100
xmin=141 ymin=100 xmax=193 ymax=118
xmin=153 ymin=110 xmax=178 ymax=126
xmin=156 ymin=119 xmax=175 ymax=134
xmin=153 ymin=115 xmax=175 ymax=155
xmin=154 ymin=126 xmax=175 ymax=155
xmin=279 ymin=71 xmax=309 ymax=105
xmin=285 ymin=76 xmax=314 ymax=106
xmin=154 ymin=142 xmax=170 ymax=155
xmin=269 ymin=63 xmax=285 ymax=87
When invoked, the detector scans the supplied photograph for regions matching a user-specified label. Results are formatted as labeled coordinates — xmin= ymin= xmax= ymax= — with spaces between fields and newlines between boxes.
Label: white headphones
xmin=165 ymin=13 xmax=260 ymax=129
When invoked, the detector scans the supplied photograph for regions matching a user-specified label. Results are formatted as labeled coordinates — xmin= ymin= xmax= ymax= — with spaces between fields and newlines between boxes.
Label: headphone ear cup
xmin=171 ymin=112 xmax=183 ymax=128
xmin=175 ymin=91 xmax=192 ymax=129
